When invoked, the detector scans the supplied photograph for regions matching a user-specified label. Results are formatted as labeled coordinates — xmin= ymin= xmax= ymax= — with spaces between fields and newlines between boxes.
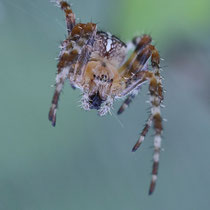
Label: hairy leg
xmin=118 ymin=36 xmax=154 ymax=97
xmin=132 ymin=114 xmax=153 ymax=151
xmin=49 ymin=23 xmax=97 ymax=126
xmin=117 ymin=85 xmax=142 ymax=115
xmin=148 ymin=45 xmax=163 ymax=195
xmin=125 ymin=35 xmax=149 ymax=53
xmin=54 ymin=0 xmax=76 ymax=34
xmin=117 ymin=94 xmax=136 ymax=115
xmin=48 ymin=48 xmax=79 ymax=126
xmin=132 ymin=46 xmax=163 ymax=195
xmin=120 ymin=39 xmax=163 ymax=194
xmin=72 ymin=23 xmax=97 ymax=82
xmin=119 ymin=35 xmax=152 ymax=76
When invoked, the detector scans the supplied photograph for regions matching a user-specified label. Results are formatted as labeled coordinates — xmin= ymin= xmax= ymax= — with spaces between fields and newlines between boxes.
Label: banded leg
xmin=123 ymin=43 xmax=163 ymax=194
xmin=119 ymin=35 xmax=152 ymax=76
xmin=73 ymin=23 xmax=97 ymax=82
xmin=117 ymin=94 xmax=136 ymax=115
xmin=119 ymin=36 xmax=154 ymax=97
xmin=132 ymin=114 xmax=153 ymax=151
xmin=134 ymin=47 xmax=163 ymax=195
xmin=49 ymin=48 xmax=79 ymax=126
xmin=134 ymin=69 xmax=162 ymax=195
xmin=48 ymin=69 xmax=68 ymax=127
xmin=55 ymin=0 xmax=76 ymax=34
xmin=117 ymin=84 xmax=142 ymax=115
xmin=148 ymin=46 xmax=163 ymax=195
xmin=49 ymin=23 xmax=97 ymax=125
xmin=126 ymin=35 xmax=150 ymax=53
xmin=118 ymin=36 xmax=155 ymax=120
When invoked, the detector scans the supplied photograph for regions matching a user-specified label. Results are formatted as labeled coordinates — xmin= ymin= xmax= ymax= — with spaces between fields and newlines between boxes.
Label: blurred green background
xmin=1 ymin=0 xmax=210 ymax=209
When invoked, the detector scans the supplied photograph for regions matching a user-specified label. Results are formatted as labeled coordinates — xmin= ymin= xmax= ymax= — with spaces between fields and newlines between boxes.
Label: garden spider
xmin=49 ymin=0 xmax=163 ymax=195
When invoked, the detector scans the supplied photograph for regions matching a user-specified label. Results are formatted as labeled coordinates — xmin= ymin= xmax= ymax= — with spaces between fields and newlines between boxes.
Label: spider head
xmin=82 ymin=60 xmax=121 ymax=112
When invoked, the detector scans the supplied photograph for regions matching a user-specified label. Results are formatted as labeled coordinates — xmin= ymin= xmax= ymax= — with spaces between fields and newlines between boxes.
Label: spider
xmin=49 ymin=0 xmax=164 ymax=195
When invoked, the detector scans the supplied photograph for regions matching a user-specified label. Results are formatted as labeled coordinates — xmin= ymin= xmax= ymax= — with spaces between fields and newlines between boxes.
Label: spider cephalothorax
xmin=49 ymin=0 xmax=164 ymax=195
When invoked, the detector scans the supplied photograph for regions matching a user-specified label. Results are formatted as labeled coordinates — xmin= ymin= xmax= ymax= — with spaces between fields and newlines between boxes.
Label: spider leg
xmin=132 ymin=114 xmax=152 ymax=151
xmin=119 ymin=35 xmax=152 ymax=77
xmin=117 ymin=86 xmax=141 ymax=115
xmin=133 ymin=47 xmax=163 ymax=195
xmin=48 ymin=48 xmax=79 ymax=126
xmin=118 ymin=36 xmax=154 ymax=97
xmin=49 ymin=23 xmax=97 ymax=126
xmin=117 ymin=94 xmax=135 ymax=115
xmin=148 ymin=46 xmax=163 ymax=195
xmin=48 ymin=76 xmax=66 ymax=127
xmin=72 ymin=23 xmax=97 ymax=82
xmin=120 ymin=36 xmax=163 ymax=194
xmin=55 ymin=0 xmax=76 ymax=34
xmin=125 ymin=35 xmax=147 ymax=53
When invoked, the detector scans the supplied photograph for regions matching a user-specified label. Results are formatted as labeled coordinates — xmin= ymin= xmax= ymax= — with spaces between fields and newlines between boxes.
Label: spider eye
xmin=89 ymin=92 xmax=104 ymax=110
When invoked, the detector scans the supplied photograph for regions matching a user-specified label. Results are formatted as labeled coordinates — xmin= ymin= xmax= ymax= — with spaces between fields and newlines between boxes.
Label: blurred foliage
xmin=123 ymin=0 xmax=210 ymax=38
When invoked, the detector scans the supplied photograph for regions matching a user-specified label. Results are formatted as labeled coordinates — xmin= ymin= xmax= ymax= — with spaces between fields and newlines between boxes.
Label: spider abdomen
xmin=93 ymin=31 xmax=127 ymax=67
